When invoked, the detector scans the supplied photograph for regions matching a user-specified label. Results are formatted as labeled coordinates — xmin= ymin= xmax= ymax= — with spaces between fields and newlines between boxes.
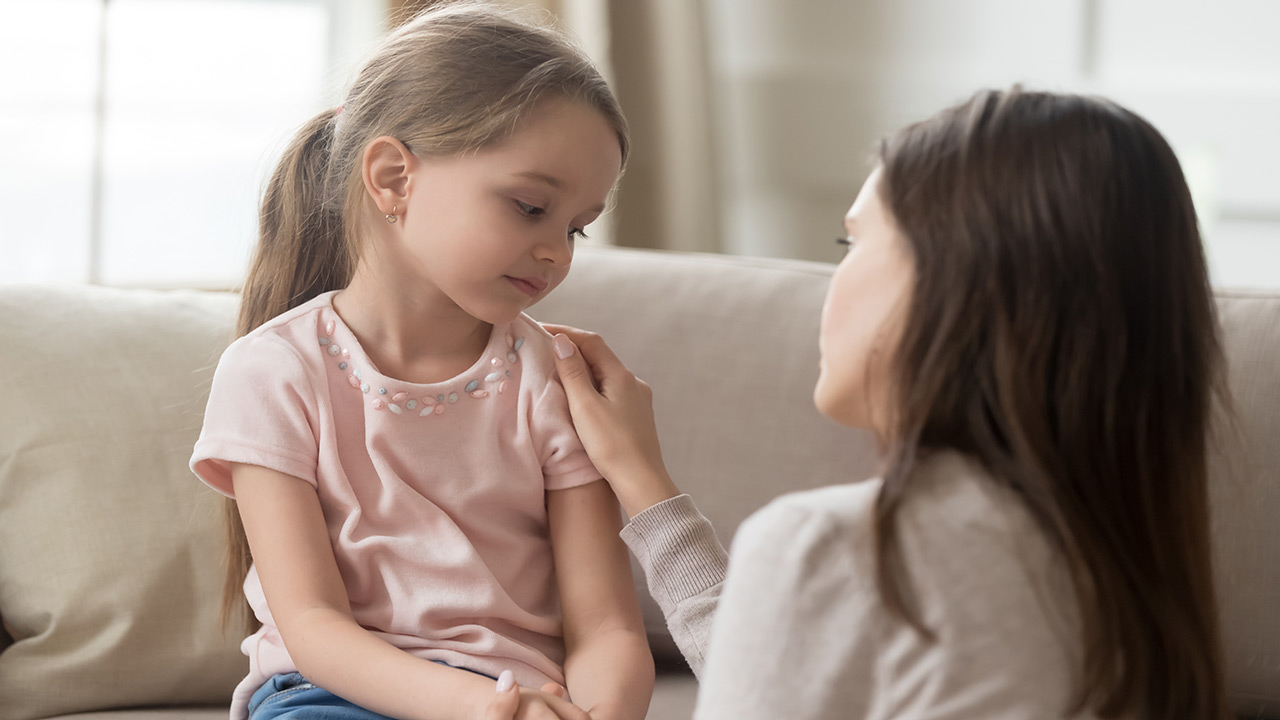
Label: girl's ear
xmin=361 ymin=136 xmax=415 ymax=217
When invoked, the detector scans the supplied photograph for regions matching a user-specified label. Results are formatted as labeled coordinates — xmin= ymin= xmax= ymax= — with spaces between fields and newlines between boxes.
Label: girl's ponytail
xmin=221 ymin=108 xmax=354 ymax=631
xmin=237 ymin=108 xmax=354 ymax=338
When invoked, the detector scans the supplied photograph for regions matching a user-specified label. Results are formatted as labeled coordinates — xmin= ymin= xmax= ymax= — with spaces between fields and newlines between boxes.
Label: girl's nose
xmin=535 ymin=229 xmax=574 ymax=266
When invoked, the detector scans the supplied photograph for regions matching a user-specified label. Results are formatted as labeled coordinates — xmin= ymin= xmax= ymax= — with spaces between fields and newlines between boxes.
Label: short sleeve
xmin=530 ymin=369 xmax=601 ymax=492
xmin=693 ymin=497 xmax=879 ymax=720
xmin=190 ymin=333 xmax=320 ymax=497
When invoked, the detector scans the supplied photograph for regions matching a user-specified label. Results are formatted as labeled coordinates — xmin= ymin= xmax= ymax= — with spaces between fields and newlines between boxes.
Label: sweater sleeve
xmin=693 ymin=496 xmax=879 ymax=720
xmin=618 ymin=494 xmax=728 ymax=678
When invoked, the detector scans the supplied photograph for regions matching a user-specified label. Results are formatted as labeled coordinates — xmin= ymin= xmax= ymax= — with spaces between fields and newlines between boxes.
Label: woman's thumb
xmin=483 ymin=670 xmax=519 ymax=719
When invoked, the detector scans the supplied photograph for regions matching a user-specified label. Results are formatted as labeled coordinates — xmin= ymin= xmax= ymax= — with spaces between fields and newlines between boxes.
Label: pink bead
xmin=421 ymin=397 xmax=436 ymax=406
xmin=471 ymin=390 xmax=489 ymax=398
xmin=434 ymin=404 xmax=445 ymax=415
xmin=392 ymin=392 xmax=408 ymax=403
xmin=498 ymin=381 xmax=507 ymax=394
xmin=325 ymin=320 xmax=335 ymax=335
xmin=371 ymin=398 xmax=384 ymax=410
xmin=341 ymin=348 xmax=350 ymax=358
xmin=348 ymin=375 xmax=360 ymax=388
xmin=491 ymin=357 xmax=504 ymax=368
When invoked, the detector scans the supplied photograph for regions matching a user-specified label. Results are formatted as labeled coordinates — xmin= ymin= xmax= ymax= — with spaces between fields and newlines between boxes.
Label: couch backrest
xmin=0 ymin=246 xmax=1275 ymax=718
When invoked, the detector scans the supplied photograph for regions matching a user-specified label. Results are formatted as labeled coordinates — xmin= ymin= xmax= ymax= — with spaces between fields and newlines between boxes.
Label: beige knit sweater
xmin=620 ymin=451 xmax=1097 ymax=720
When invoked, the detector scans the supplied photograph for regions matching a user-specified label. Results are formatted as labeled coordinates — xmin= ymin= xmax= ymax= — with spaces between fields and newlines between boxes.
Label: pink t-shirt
xmin=190 ymin=291 xmax=600 ymax=719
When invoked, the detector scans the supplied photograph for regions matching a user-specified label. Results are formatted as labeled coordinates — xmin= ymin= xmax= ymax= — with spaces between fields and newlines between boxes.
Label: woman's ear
xmin=362 ymin=136 xmax=415 ymax=218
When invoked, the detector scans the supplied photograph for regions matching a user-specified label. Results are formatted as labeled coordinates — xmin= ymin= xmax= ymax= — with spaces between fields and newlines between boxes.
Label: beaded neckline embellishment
xmin=318 ymin=318 xmax=523 ymax=417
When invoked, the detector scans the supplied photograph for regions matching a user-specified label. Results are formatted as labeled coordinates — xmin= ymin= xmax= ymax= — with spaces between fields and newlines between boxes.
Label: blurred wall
xmin=692 ymin=0 xmax=1280 ymax=287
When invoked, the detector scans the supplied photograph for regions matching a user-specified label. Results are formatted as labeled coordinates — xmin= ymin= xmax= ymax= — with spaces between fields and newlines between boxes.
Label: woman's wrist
xmin=610 ymin=467 xmax=680 ymax=519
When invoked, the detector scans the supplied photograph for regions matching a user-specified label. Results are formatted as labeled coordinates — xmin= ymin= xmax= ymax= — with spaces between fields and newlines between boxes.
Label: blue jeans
xmin=249 ymin=665 xmax=499 ymax=719
xmin=247 ymin=673 xmax=394 ymax=720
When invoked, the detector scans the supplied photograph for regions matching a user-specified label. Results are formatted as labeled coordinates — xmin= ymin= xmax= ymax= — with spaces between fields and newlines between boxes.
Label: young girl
xmin=505 ymin=88 xmax=1228 ymax=719
xmin=190 ymin=5 xmax=651 ymax=720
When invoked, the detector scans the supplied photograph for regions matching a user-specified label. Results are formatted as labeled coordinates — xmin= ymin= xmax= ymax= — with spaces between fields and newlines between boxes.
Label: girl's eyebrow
xmin=512 ymin=171 xmax=606 ymax=213
xmin=513 ymin=171 xmax=564 ymax=189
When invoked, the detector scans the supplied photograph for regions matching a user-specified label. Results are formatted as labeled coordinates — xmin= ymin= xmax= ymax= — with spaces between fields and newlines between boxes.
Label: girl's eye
xmin=835 ymin=236 xmax=854 ymax=254
xmin=568 ymin=227 xmax=588 ymax=241
xmin=516 ymin=201 xmax=545 ymax=217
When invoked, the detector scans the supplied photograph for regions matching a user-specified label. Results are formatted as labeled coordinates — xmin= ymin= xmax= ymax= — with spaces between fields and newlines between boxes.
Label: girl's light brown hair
xmin=221 ymin=0 xmax=628 ymax=631
xmin=873 ymin=88 xmax=1226 ymax=719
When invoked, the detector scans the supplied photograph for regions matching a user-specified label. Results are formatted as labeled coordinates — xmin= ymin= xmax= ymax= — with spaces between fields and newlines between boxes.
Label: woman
xmin=491 ymin=87 xmax=1229 ymax=720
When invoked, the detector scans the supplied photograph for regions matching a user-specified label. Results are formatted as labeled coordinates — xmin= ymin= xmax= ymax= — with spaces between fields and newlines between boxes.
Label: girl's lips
xmin=505 ymin=276 xmax=547 ymax=297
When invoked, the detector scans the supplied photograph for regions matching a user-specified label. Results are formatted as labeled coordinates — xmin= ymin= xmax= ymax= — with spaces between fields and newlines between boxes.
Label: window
xmin=0 ymin=0 xmax=383 ymax=288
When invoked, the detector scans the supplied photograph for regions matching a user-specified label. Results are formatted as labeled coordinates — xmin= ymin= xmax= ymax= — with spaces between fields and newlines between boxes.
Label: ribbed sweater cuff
xmin=620 ymin=494 xmax=728 ymax=607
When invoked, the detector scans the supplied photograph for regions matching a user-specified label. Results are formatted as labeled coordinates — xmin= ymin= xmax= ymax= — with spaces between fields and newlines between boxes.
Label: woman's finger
xmin=550 ymin=334 xmax=601 ymax=400
xmin=540 ymin=324 xmax=629 ymax=375
xmin=481 ymin=670 xmax=520 ymax=720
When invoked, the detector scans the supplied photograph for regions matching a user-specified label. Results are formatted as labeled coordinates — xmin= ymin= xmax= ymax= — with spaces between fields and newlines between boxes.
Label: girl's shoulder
xmin=238 ymin=291 xmax=339 ymax=345
xmin=507 ymin=312 xmax=559 ymax=378
xmin=217 ymin=292 xmax=339 ymax=384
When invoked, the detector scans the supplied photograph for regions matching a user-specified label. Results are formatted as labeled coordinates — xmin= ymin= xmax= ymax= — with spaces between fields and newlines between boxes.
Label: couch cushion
xmin=1211 ymin=291 xmax=1280 ymax=718
xmin=0 ymin=285 xmax=244 ymax=719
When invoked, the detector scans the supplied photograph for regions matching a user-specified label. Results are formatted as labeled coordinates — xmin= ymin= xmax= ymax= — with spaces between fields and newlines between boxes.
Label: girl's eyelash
xmin=517 ymin=200 xmax=587 ymax=240
xmin=516 ymin=200 xmax=545 ymax=216
xmin=835 ymin=236 xmax=853 ymax=248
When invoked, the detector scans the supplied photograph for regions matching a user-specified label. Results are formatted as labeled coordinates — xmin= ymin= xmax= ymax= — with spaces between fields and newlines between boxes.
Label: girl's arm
xmin=543 ymin=324 xmax=729 ymax=676
xmin=232 ymin=462 xmax=587 ymax=720
xmin=548 ymin=479 xmax=655 ymax=720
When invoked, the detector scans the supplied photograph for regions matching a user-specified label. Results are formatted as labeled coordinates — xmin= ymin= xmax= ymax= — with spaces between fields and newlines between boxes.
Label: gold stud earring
xmin=386 ymin=205 xmax=398 ymax=224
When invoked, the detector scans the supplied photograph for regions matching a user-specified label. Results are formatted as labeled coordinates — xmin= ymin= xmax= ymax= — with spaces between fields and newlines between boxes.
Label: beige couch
xmin=1 ymin=246 xmax=1276 ymax=720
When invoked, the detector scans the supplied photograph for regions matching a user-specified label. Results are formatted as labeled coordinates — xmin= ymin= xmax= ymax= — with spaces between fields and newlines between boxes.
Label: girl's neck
xmin=333 ymin=264 xmax=492 ymax=385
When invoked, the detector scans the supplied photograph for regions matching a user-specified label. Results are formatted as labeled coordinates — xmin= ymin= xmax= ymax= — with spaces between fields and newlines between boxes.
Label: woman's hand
xmin=484 ymin=673 xmax=587 ymax=720
xmin=542 ymin=324 xmax=681 ymax=518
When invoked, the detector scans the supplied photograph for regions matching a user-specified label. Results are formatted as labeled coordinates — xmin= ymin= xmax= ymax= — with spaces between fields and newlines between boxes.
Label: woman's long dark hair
xmin=873 ymin=88 xmax=1227 ymax=719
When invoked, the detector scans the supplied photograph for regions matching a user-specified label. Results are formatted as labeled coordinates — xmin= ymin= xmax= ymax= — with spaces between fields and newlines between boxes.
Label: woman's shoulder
xmin=735 ymin=451 xmax=1044 ymax=577
xmin=897 ymin=450 xmax=1041 ymax=549
xmin=746 ymin=480 xmax=882 ymax=538
xmin=732 ymin=481 xmax=882 ymax=581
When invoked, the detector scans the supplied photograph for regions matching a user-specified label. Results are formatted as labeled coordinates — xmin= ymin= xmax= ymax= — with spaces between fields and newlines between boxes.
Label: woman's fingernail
xmin=496 ymin=669 xmax=515 ymax=693
xmin=553 ymin=334 xmax=574 ymax=360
